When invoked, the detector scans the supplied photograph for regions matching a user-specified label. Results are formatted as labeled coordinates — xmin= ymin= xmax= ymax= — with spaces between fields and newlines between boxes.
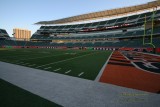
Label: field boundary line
xmin=95 ymin=51 xmax=114 ymax=81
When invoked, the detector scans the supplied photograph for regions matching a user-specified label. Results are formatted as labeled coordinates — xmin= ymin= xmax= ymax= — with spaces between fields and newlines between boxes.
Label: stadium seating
xmin=0 ymin=29 xmax=10 ymax=38
xmin=0 ymin=9 xmax=160 ymax=49
xmin=0 ymin=36 xmax=160 ymax=48
xmin=34 ymin=10 xmax=160 ymax=34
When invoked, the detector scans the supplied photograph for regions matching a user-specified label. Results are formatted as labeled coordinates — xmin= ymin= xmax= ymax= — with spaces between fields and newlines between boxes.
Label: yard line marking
xmin=54 ymin=68 xmax=61 ymax=71
xmin=36 ymin=51 xmax=101 ymax=68
xmin=78 ymin=72 xmax=84 ymax=77
xmin=44 ymin=67 xmax=52 ymax=70
xmin=65 ymin=70 xmax=71 ymax=74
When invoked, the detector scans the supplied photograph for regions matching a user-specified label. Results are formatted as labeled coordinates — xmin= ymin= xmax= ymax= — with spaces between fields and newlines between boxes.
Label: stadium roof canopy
xmin=35 ymin=0 xmax=160 ymax=25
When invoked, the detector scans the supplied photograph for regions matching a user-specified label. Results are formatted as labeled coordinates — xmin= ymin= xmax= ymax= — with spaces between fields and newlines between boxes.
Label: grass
xmin=0 ymin=48 xmax=112 ymax=80
xmin=0 ymin=79 xmax=61 ymax=107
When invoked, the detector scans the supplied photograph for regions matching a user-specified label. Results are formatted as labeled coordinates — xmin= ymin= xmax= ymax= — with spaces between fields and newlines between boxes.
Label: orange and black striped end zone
xmin=99 ymin=51 xmax=160 ymax=93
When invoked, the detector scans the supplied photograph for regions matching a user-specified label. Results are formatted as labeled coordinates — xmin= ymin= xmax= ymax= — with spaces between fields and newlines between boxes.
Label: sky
xmin=0 ymin=0 xmax=155 ymax=37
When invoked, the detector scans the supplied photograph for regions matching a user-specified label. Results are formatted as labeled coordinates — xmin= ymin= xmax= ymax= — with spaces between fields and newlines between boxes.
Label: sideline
xmin=0 ymin=61 xmax=158 ymax=107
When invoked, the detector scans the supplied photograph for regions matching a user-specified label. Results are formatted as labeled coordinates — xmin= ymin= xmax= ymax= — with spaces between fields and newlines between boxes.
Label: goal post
xmin=143 ymin=9 xmax=157 ymax=53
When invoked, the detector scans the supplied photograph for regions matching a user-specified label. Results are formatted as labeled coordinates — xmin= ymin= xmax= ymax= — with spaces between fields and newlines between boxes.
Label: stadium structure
xmin=1 ymin=2 xmax=160 ymax=52
xmin=0 ymin=1 xmax=160 ymax=107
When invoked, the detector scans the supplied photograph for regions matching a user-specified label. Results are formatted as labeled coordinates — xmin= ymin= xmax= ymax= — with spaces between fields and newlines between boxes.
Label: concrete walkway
xmin=0 ymin=61 xmax=160 ymax=107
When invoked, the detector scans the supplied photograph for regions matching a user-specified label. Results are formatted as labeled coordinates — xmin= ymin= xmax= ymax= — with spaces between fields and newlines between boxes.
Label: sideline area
xmin=0 ymin=61 xmax=160 ymax=107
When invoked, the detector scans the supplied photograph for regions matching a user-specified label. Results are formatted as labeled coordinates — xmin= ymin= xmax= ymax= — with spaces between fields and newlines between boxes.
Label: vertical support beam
xmin=143 ymin=15 xmax=147 ymax=45
xmin=151 ymin=10 xmax=156 ymax=44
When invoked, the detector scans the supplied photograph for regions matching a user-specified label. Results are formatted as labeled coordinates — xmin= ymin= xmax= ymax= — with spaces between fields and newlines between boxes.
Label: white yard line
xmin=95 ymin=51 xmax=114 ymax=81
xmin=65 ymin=70 xmax=71 ymax=74
xmin=36 ymin=52 xmax=101 ymax=68
xmin=78 ymin=72 xmax=84 ymax=77
xmin=54 ymin=68 xmax=61 ymax=71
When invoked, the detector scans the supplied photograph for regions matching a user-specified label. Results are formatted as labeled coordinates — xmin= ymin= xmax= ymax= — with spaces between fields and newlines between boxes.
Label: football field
xmin=0 ymin=48 xmax=112 ymax=80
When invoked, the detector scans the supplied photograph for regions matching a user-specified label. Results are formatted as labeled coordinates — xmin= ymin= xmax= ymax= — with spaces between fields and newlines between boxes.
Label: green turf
xmin=0 ymin=48 xmax=112 ymax=80
xmin=0 ymin=79 xmax=61 ymax=107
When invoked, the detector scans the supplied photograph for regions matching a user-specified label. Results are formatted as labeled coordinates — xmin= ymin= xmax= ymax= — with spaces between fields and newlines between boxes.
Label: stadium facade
xmin=0 ymin=29 xmax=9 ymax=39
xmin=0 ymin=1 xmax=160 ymax=53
